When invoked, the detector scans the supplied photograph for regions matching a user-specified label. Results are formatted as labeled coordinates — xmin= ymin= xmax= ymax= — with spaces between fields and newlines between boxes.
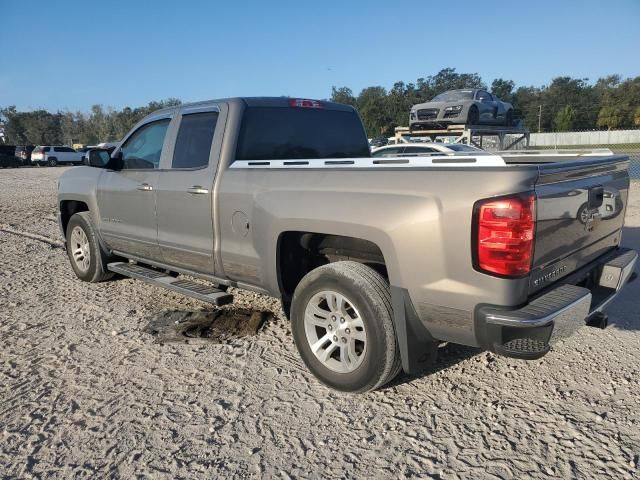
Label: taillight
xmin=473 ymin=192 xmax=536 ymax=277
xmin=289 ymin=98 xmax=323 ymax=109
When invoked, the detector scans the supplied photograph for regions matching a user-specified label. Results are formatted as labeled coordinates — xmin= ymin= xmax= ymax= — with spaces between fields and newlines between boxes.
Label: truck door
xmin=155 ymin=104 xmax=224 ymax=273
xmin=97 ymin=115 xmax=173 ymax=261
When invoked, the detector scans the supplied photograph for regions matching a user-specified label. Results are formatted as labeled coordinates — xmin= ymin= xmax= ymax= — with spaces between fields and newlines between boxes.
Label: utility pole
xmin=537 ymin=105 xmax=542 ymax=133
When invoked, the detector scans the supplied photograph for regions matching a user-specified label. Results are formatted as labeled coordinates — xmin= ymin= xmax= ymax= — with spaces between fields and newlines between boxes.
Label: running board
xmin=107 ymin=262 xmax=233 ymax=306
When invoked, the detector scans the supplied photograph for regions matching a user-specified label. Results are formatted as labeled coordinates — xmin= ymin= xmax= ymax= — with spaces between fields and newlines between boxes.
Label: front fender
xmin=57 ymin=166 xmax=103 ymax=233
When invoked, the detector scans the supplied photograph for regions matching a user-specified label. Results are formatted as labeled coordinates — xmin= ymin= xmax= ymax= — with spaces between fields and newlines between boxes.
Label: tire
xmin=505 ymin=110 xmax=513 ymax=127
xmin=577 ymin=203 xmax=590 ymax=224
xmin=48 ymin=158 xmax=58 ymax=167
xmin=65 ymin=212 xmax=115 ymax=282
xmin=291 ymin=261 xmax=401 ymax=393
xmin=467 ymin=106 xmax=479 ymax=126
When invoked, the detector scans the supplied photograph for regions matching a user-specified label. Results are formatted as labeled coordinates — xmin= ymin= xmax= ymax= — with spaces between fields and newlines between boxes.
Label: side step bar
xmin=107 ymin=262 xmax=233 ymax=307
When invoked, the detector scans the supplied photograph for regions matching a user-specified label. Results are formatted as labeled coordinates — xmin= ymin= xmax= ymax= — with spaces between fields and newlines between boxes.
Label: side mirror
xmin=84 ymin=149 xmax=111 ymax=168
xmin=105 ymin=150 xmax=124 ymax=171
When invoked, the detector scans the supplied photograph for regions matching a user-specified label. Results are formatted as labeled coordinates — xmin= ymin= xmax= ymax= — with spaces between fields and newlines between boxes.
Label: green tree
xmin=357 ymin=86 xmax=393 ymax=137
xmin=512 ymin=86 xmax=543 ymax=131
xmin=430 ymin=68 xmax=485 ymax=95
xmin=330 ymin=86 xmax=356 ymax=106
xmin=553 ymin=105 xmax=576 ymax=131
xmin=634 ymin=107 xmax=640 ymax=127
xmin=491 ymin=78 xmax=515 ymax=103
xmin=597 ymin=106 xmax=627 ymax=130
xmin=544 ymin=77 xmax=597 ymax=130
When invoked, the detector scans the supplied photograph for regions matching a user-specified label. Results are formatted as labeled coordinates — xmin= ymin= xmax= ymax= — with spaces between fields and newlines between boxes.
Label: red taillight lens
xmin=474 ymin=193 xmax=536 ymax=277
xmin=289 ymin=98 xmax=323 ymax=109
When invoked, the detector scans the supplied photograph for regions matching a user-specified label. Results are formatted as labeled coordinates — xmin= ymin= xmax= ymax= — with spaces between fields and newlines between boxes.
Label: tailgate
xmin=531 ymin=156 xmax=630 ymax=293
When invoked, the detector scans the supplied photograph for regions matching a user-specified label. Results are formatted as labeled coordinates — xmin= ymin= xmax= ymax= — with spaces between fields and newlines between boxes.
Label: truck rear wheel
xmin=65 ymin=212 xmax=115 ymax=283
xmin=290 ymin=261 xmax=401 ymax=393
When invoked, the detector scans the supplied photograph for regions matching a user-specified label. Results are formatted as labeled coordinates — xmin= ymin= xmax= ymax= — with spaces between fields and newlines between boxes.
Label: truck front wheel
xmin=290 ymin=261 xmax=401 ymax=393
xmin=65 ymin=212 xmax=115 ymax=283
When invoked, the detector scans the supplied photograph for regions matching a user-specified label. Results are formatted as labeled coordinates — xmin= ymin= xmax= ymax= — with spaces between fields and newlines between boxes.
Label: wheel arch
xmin=275 ymin=230 xmax=392 ymax=302
xmin=59 ymin=200 xmax=89 ymax=236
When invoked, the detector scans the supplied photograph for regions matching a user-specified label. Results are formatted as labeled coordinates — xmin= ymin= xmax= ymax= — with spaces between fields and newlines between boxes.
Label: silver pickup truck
xmin=57 ymin=97 xmax=637 ymax=393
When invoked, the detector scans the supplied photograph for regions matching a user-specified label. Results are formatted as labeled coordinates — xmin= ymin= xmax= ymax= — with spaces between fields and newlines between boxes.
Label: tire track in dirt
xmin=0 ymin=223 xmax=65 ymax=249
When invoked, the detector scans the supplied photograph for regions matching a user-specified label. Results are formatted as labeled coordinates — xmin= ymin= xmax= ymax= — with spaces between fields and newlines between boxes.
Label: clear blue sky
xmin=3 ymin=0 xmax=639 ymax=112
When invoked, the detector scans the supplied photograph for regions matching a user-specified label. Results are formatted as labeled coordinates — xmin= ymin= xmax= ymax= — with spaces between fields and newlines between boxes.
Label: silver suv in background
xmin=31 ymin=146 xmax=84 ymax=166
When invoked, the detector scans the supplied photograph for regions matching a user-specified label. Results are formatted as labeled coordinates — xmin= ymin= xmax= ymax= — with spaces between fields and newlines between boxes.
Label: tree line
xmin=0 ymin=99 xmax=181 ymax=146
xmin=1 ymin=68 xmax=639 ymax=145
xmin=330 ymin=68 xmax=640 ymax=137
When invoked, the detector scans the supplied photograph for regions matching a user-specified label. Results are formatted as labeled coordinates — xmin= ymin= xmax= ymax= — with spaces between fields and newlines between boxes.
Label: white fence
xmin=530 ymin=129 xmax=640 ymax=146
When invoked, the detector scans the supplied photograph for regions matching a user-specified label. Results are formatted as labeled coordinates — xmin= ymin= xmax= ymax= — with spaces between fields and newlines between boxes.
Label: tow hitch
xmin=586 ymin=312 xmax=609 ymax=329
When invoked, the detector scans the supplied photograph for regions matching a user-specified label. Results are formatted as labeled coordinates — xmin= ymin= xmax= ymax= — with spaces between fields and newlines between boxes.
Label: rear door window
xmin=236 ymin=107 xmax=370 ymax=160
xmin=171 ymin=112 xmax=218 ymax=169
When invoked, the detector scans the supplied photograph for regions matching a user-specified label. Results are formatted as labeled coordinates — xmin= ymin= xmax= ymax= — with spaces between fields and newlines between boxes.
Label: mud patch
xmin=144 ymin=308 xmax=270 ymax=344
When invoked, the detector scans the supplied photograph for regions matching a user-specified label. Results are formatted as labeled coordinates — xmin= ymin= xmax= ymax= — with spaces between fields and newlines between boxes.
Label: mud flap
xmin=391 ymin=286 xmax=438 ymax=374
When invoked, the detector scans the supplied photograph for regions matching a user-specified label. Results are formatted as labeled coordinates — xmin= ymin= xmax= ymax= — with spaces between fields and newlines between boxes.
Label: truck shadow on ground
xmin=144 ymin=308 xmax=272 ymax=344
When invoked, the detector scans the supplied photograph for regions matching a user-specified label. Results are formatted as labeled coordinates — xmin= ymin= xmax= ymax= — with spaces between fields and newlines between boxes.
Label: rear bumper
xmin=475 ymin=248 xmax=637 ymax=359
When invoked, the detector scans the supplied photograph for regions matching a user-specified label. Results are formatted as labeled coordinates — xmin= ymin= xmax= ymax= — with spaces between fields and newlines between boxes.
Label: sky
xmin=2 ymin=0 xmax=640 ymax=112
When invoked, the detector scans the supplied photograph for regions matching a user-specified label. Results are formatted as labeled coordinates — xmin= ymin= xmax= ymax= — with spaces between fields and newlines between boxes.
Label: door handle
xmin=187 ymin=186 xmax=209 ymax=195
xmin=137 ymin=183 xmax=153 ymax=191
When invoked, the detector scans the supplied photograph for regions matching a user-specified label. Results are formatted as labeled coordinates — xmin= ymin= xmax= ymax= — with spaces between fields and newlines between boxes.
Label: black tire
xmin=577 ymin=203 xmax=590 ymax=224
xmin=505 ymin=110 xmax=513 ymax=127
xmin=48 ymin=157 xmax=58 ymax=167
xmin=65 ymin=212 xmax=115 ymax=282
xmin=291 ymin=261 xmax=401 ymax=393
xmin=467 ymin=106 xmax=480 ymax=126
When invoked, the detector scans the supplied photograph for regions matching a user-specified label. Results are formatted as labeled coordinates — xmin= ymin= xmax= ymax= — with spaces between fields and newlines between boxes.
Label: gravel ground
xmin=1 ymin=167 xmax=639 ymax=479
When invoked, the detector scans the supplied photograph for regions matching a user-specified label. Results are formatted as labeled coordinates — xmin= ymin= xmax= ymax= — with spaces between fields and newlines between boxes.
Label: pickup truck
xmin=57 ymin=97 xmax=637 ymax=393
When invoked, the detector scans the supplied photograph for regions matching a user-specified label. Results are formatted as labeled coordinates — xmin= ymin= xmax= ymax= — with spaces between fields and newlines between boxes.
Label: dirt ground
xmin=1 ymin=167 xmax=639 ymax=479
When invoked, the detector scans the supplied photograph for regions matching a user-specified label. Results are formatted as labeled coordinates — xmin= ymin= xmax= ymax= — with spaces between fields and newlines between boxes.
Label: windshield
xmin=431 ymin=90 xmax=474 ymax=102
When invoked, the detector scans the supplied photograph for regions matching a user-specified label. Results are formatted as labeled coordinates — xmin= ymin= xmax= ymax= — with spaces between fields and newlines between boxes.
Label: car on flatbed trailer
xmin=410 ymin=88 xmax=514 ymax=130
xmin=57 ymin=97 xmax=637 ymax=393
